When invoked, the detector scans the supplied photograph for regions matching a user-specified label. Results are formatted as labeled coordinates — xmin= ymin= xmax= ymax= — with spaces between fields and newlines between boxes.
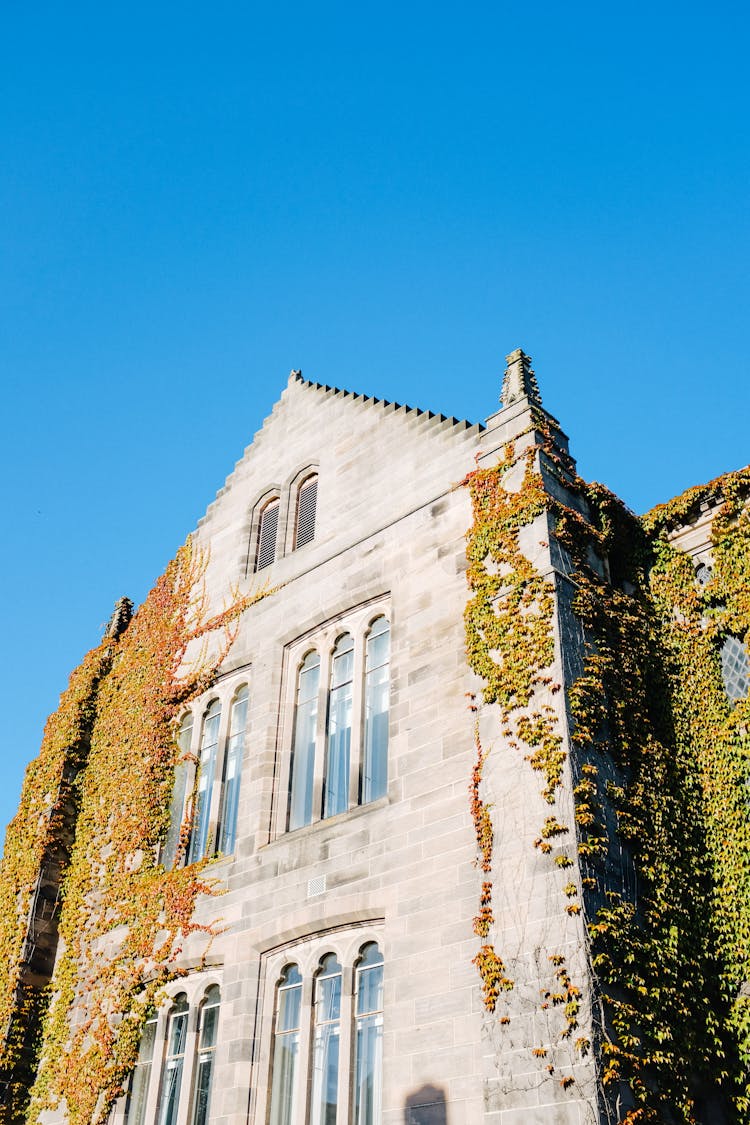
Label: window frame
xmin=118 ymin=977 xmax=222 ymax=1125
xmin=293 ymin=472 xmax=319 ymax=551
xmin=276 ymin=600 xmax=391 ymax=840
xmin=255 ymin=494 xmax=282 ymax=573
xmin=164 ymin=674 xmax=251 ymax=868
xmin=253 ymin=929 xmax=384 ymax=1125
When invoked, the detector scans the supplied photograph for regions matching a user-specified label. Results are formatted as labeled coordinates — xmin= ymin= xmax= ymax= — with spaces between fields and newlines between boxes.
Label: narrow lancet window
xmin=157 ymin=995 xmax=189 ymax=1125
xmin=311 ymin=955 xmax=342 ymax=1125
xmin=289 ymin=653 xmax=320 ymax=830
xmin=353 ymin=944 xmax=384 ymax=1125
xmin=324 ymin=634 xmax=354 ymax=819
xmin=191 ymin=986 xmax=221 ymax=1125
xmin=269 ymin=965 xmax=303 ymax=1125
xmin=189 ymin=700 xmax=221 ymax=863
xmin=218 ymin=686 xmax=248 ymax=854
xmin=256 ymin=497 xmax=280 ymax=571
xmin=295 ymin=474 xmax=318 ymax=549
xmin=362 ymin=617 xmax=389 ymax=804
xmin=124 ymin=1011 xmax=157 ymax=1125
xmin=163 ymin=714 xmax=193 ymax=868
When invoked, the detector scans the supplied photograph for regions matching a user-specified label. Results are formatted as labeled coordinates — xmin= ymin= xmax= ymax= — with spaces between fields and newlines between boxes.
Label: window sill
xmin=263 ymin=794 xmax=390 ymax=850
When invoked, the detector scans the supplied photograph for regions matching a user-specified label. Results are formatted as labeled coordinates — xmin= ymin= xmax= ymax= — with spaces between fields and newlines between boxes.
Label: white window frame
xmin=163 ymin=673 xmax=251 ymax=867
xmin=114 ymin=975 xmax=222 ymax=1125
xmin=252 ymin=928 xmax=384 ymax=1125
xmin=273 ymin=599 xmax=391 ymax=840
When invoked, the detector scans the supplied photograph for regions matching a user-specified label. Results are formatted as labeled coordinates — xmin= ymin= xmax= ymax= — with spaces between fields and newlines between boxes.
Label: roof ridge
xmin=291 ymin=371 xmax=484 ymax=435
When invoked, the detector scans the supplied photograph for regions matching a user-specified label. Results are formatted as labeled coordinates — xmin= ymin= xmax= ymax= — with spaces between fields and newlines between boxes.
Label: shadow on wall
xmin=404 ymin=1085 xmax=448 ymax=1125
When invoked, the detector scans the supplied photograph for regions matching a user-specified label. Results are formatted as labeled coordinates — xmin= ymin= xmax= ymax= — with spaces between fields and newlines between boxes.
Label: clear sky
xmin=1 ymin=1 xmax=748 ymax=842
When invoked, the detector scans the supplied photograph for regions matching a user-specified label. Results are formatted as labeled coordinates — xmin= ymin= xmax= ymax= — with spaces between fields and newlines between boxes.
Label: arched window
xmin=189 ymin=700 xmax=221 ymax=863
xmin=311 ymin=954 xmax=342 ymax=1125
xmin=163 ymin=714 xmax=193 ymax=868
xmin=124 ymin=1010 xmax=157 ymax=1125
xmin=256 ymin=497 xmax=280 ymax=571
xmin=353 ymin=944 xmax=384 ymax=1125
xmin=217 ymin=687 xmax=248 ymax=855
xmin=324 ymin=634 xmax=354 ymax=819
xmin=269 ymin=965 xmax=303 ymax=1125
xmin=190 ymin=986 xmax=221 ymax=1125
xmin=156 ymin=994 xmax=189 ymax=1125
xmin=294 ymin=474 xmax=318 ymax=550
xmin=362 ymin=617 xmax=390 ymax=804
xmin=289 ymin=653 xmax=321 ymax=830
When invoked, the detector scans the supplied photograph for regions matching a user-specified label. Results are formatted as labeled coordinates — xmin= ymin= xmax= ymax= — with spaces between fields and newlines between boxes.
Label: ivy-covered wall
xmin=0 ymin=541 xmax=268 ymax=1125
xmin=0 ymin=363 xmax=747 ymax=1125
xmin=465 ymin=395 xmax=750 ymax=1124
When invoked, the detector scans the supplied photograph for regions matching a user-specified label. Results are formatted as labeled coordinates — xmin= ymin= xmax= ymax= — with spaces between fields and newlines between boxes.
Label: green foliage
xmin=0 ymin=539 xmax=270 ymax=1125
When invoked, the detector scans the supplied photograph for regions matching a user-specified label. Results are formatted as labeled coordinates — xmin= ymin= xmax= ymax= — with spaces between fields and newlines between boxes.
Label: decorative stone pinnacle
xmin=501 ymin=348 xmax=543 ymax=410
xmin=105 ymin=596 xmax=133 ymax=640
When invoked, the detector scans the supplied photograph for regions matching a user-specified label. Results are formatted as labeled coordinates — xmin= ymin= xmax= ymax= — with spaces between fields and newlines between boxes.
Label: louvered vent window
xmin=295 ymin=476 xmax=318 ymax=550
xmin=256 ymin=499 xmax=279 ymax=571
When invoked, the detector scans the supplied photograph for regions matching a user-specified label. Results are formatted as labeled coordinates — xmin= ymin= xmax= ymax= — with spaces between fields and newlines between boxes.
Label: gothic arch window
xmin=353 ymin=943 xmax=384 ymax=1125
xmin=256 ymin=495 xmax=281 ymax=572
xmin=156 ymin=994 xmax=189 ymax=1125
xmin=289 ymin=652 xmax=321 ymax=831
xmin=162 ymin=714 xmax=193 ymax=869
xmin=257 ymin=932 xmax=384 ymax=1125
xmin=281 ymin=602 xmax=391 ymax=838
xmin=123 ymin=1010 xmax=157 ymax=1125
xmin=188 ymin=700 xmax=222 ymax=864
xmin=294 ymin=474 xmax=318 ymax=550
xmin=268 ymin=964 xmax=303 ymax=1125
xmin=311 ymin=955 xmax=342 ymax=1125
xmin=121 ymin=980 xmax=222 ymax=1125
xmin=190 ymin=986 xmax=221 ymax=1125
xmin=323 ymin=634 xmax=354 ymax=819
xmin=217 ymin=686 xmax=248 ymax=855
xmin=362 ymin=617 xmax=390 ymax=804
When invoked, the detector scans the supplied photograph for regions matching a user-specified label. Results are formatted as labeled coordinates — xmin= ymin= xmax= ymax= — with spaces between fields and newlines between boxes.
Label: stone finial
xmin=105 ymin=596 xmax=133 ymax=640
xmin=501 ymin=348 xmax=543 ymax=410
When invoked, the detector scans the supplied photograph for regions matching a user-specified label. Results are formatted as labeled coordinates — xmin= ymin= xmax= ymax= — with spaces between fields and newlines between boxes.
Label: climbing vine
xmin=463 ymin=431 xmax=584 ymax=1068
xmin=464 ymin=411 xmax=750 ymax=1121
xmin=0 ymin=539 xmax=270 ymax=1125
xmin=0 ymin=640 xmax=115 ymax=1122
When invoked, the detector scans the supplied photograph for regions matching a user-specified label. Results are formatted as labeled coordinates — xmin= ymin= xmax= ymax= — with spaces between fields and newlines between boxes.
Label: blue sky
xmin=1 ymin=1 xmax=748 ymax=841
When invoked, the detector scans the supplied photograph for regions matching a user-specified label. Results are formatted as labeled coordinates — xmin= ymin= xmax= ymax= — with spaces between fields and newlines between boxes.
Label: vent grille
xmin=256 ymin=500 xmax=279 ymax=571
xmin=307 ymin=874 xmax=326 ymax=898
xmin=295 ymin=477 xmax=318 ymax=549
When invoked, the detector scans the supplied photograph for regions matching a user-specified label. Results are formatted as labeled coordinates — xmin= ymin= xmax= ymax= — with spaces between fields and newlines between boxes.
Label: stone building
xmin=2 ymin=350 xmax=749 ymax=1125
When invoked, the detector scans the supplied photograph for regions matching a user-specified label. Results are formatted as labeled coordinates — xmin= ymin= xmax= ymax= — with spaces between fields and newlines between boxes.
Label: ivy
xmin=0 ymin=539 xmax=270 ymax=1125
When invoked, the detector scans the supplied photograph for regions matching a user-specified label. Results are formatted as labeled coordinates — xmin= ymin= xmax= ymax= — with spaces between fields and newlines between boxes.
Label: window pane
xmin=163 ymin=716 xmax=193 ymax=868
xmin=289 ymin=655 xmax=320 ymax=830
xmin=218 ymin=687 xmax=248 ymax=854
xmin=363 ymin=620 xmax=390 ymax=804
xmin=256 ymin=499 xmax=279 ymax=571
xmin=311 ymin=957 xmax=342 ymax=1125
xmin=191 ymin=988 xmax=220 ymax=1125
xmin=189 ymin=702 xmax=221 ymax=863
xmin=124 ymin=1013 xmax=157 ymax=1125
xmin=157 ymin=999 xmax=188 ymax=1125
xmin=269 ymin=967 xmax=302 ymax=1125
xmin=721 ymin=634 xmax=750 ymax=703
xmin=295 ymin=476 xmax=318 ymax=549
xmin=353 ymin=947 xmax=384 ymax=1125
xmin=324 ymin=637 xmax=353 ymax=819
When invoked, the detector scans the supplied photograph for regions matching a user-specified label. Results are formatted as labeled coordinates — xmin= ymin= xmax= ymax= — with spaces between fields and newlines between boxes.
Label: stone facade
xmin=4 ymin=351 xmax=749 ymax=1125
